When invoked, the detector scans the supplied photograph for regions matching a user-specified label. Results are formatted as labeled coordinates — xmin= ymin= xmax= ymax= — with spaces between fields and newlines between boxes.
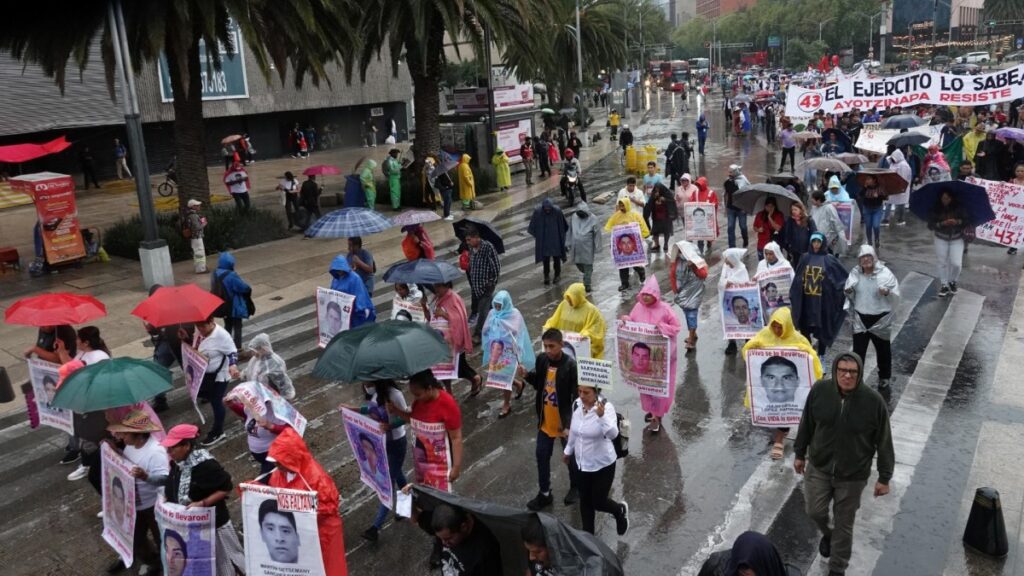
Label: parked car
xmin=960 ymin=51 xmax=990 ymax=64
xmin=1005 ymin=50 xmax=1024 ymax=63
xmin=931 ymin=55 xmax=951 ymax=68
xmin=950 ymin=63 xmax=981 ymax=75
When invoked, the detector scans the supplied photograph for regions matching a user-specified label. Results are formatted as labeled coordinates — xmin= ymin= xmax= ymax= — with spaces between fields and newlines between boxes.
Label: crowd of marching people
xmin=18 ymin=76 xmax=1024 ymax=576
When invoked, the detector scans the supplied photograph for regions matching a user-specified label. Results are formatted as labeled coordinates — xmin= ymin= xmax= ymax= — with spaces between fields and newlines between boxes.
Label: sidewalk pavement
xmin=0 ymin=105 xmax=635 ymax=416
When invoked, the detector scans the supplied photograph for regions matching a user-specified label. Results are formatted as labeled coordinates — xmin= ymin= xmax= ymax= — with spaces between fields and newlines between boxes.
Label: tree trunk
xmin=164 ymin=18 xmax=211 ymax=214
xmin=406 ymin=23 xmax=445 ymax=170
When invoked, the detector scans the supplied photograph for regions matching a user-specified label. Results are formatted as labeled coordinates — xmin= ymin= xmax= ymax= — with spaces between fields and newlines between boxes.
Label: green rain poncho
xmin=360 ymin=159 xmax=378 ymax=208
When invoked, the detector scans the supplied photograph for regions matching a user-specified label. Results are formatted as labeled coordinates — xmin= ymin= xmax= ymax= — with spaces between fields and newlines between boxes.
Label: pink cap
xmin=160 ymin=424 xmax=200 ymax=447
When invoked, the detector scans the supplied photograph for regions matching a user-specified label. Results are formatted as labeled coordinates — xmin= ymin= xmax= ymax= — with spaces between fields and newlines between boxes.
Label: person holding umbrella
xmin=402 ymin=224 xmax=436 ymax=261
xmin=928 ymin=189 xmax=969 ymax=297
xmin=160 ymin=424 xmax=246 ymax=575
xmin=528 ymin=198 xmax=568 ymax=285
xmin=425 ymin=158 xmax=455 ymax=220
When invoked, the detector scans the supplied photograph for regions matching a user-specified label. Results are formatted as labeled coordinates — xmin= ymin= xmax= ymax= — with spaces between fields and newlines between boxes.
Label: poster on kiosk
xmin=9 ymin=172 xmax=86 ymax=264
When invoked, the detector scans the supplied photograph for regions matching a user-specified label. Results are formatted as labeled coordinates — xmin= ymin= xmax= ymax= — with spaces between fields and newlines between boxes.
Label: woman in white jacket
xmin=844 ymin=244 xmax=900 ymax=389
xmin=564 ymin=385 xmax=629 ymax=536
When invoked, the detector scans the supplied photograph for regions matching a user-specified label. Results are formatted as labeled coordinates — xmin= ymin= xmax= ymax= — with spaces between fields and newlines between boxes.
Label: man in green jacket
xmin=384 ymin=148 xmax=402 ymax=210
xmin=794 ymin=351 xmax=894 ymax=576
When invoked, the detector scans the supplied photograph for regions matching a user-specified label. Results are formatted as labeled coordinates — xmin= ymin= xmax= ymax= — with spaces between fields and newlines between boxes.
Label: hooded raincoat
xmin=741 ymin=307 xmax=824 ymax=408
xmin=718 ymin=248 xmax=750 ymax=290
xmin=402 ymin=224 xmax=436 ymax=261
xmin=604 ymin=198 xmax=651 ymax=237
xmin=243 ymin=333 xmax=295 ymax=399
xmin=458 ymin=154 xmax=476 ymax=202
xmin=360 ymin=159 xmax=378 ymax=208
xmin=567 ymin=202 xmax=602 ymax=265
xmin=433 ymin=286 xmax=472 ymax=355
xmin=669 ymin=240 xmax=708 ymax=310
xmin=544 ymin=283 xmax=607 ymax=359
xmin=626 ymin=276 xmax=682 ymax=417
xmin=491 ymin=149 xmax=512 ymax=189
xmin=810 ymin=199 xmax=849 ymax=255
xmin=329 ymin=255 xmax=376 ymax=328
xmin=789 ymin=233 xmax=849 ymax=349
xmin=754 ymin=241 xmax=793 ymax=278
xmin=844 ymin=244 xmax=900 ymax=338
xmin=643 ymin=183 xmax=679 ymax=237
xmin=825 ymin=175 xmax=851 ymax=203
xmin=214 ymin=252 xmax=252 ymax=319
xmin=384 ymin=154 xmax=402 ymax=210
xmin=887 ymin=149 xmax=912 ymax=206
xmin=482 ymin=291 xmax=536 ymax=372
xmin=528 ymin=198 xmax=568 ymax=262
xmin=268 ymin=428 xmax=347 ymax=576
xmin=689 ymin=177 xmax=720 ymax=236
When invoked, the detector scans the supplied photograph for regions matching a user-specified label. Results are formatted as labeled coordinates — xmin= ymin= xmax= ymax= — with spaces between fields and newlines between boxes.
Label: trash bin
xmin=344 ymin=174 xmax=365 ymax=208
xmin=625 ymin=145 xmax=638 ymax=174
xmin=963 ymin=487 xmax=1009 ymax=557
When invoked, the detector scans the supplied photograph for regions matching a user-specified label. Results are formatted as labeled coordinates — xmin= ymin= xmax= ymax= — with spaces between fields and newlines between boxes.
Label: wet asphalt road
xmin=1 ymin=92 xmax=1022 ymax=576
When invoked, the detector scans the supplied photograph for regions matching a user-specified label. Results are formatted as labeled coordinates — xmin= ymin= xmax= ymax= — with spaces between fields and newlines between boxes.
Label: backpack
xmin=211 ymin=271 xmax=230 ymax=318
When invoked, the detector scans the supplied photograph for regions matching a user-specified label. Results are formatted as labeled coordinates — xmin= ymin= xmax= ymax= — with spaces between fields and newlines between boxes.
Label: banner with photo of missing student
xmin=610 ymin=222 xmax=647 ymax=269
xmin=615 ymin=321 xmax=670 ymax=398
xmin=27 ymin=358 xmax=73 ymax=434
xmin=834 ymin=201 xmax=855 ymax=244
xmin=410 ymin=418 xmax=452 ymax=492
xmin=341 ymin=408 xmax=393 ymax=510
xmin=562 ymin=331 xmax=591 ymax=360
xmin=156 ymin=500 xmax=217 ymax=576
xmin=240 ymin=483 xmax=324 ymax=576
xmin=754 ymin=267 xmax=794 ymax=325
xmin=746 ymin=348 xmax=815 ymax=427
xmin=226 ymin=381 xmax=307 ymax=436
xmin=483 ymin=337 xmax=518 ymax=392
xmin=428 ymin=318 xmax=459 ymax=380
xmin=316 ymin=287 xmax=355 ymax=348
xmin=683 ymin=202 xmax=717 ymax=241
xmin=391 ymin=297 xmax=427 ymax=322
xmin=181 ymin=344 xmax=209 ymax=424
xmin=101 ymin=442 xmax=137 ymax=567
xmin=721 ymin=281 xmax=764 ymax=340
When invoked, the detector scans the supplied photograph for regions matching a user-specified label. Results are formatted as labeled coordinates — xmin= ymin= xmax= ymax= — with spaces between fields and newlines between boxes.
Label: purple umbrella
xmin=994 ymin=127 xmax=1024 ymax=142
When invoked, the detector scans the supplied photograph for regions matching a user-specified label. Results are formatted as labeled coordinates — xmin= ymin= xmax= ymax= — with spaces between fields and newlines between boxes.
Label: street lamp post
xmin=819 ymin=17 xmax=835 ymax=43
xmin=869 ymin=12 xmax=882 ymax=62
xmin=576 ymin=0 xmax=588 ymax=138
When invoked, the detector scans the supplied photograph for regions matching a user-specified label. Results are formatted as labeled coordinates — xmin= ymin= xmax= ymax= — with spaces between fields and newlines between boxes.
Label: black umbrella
xmin=821 ymin=128 xmax=851 ymax=149
xmin=382 ymin=258 xmax=463 ymax=285
xmin=886 ymin=132 xmax=930 ymax=148
xmin=881 ymin=114 xmax=927 ymax=129
xmin=412 ymin=485 xmax=624 ymax=576
xmin=910 ymin=180 xmax=995 ymax=227
xmin=453 ymin=217 xmax=506 ymax=254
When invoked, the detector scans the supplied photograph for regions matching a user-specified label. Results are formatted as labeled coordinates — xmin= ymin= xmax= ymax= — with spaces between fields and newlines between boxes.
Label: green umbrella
xmin=52 ymin=358 xmax=172 ymax=412
xmin=541 ymin=108 xmax=556 ymax=115
xmin=313 ymin=320 xmax=450 ymax=382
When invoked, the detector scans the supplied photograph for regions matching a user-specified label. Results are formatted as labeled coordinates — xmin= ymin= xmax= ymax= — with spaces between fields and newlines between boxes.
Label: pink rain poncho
xmin=625 ymin=276 xmax=681 ymax=417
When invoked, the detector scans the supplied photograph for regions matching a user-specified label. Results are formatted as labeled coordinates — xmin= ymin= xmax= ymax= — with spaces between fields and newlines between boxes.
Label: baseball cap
xmin=160 ymin=423 xmax=200 ymax=447
xmin=187 ymin=199 xmax=202 ymax=208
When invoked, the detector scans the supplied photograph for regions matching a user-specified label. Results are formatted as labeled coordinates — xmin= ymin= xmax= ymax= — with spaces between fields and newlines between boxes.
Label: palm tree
xmin=984 ymin=0 xmax=1024 ymax=22
xmin=355 ymin=0 xmax=544 ymax=166
xmin=1 ymin=0 xmax=353 ymax=205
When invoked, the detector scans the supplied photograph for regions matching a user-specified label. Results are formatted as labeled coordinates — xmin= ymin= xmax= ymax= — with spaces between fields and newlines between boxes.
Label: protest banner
xmin=226 ymin=381 xmax=307 ymax=436
xmin=156 ymin=500 xmax=217 ymax=576
xmin=428 ymin=318 xmax=458 ymax=380
xmin=834 ymin=201 xmax=855 ymax=244
xmin=683 ymin=202 xmax=718 ymax=241
xmin=746 ymin=348 xmax=815 ymax=427
xmin=316 ymin=287 xmax=355 ymax=348
xmin=721 ymin=281 xmax=765 ymax=340
xmin=578 ymin=357 xmax=614 ymax=390
xmin=968 ymin=177 xmax=1024 ymax=249
xmin=852 ymin=122 xmax=941 ymax=155
xmin=391 ymin=297 xmax=426 ymax=322
xmin=610 ymin=222 xmax=647 ymax=269
xmin=27 ymin=358 xmax=73 ymax=434
xmin=341 ymin=408 xmax=393 ymax=510
xmin=181 ymin=344 xmax=210 ymax=423
xmin=240 ymin=483 xmax=324 ymax=576
xmin=562 ymin=331 xmax=592 ymax=360
xmin=615 ymin=321 xmax=670 ymax=398
xmin=754 ymin=267 xmax=794 ymax=324
xmin=10 ymin=172 xmax=86 ymax=264
xmin=409 ymin=418 xmax=452 ymax=492
xmin=101 ymin=442 xmax=136 ymax=567
xmin=484 ymin=337 xmax=518 ymax=391
xmin=786 ymin=64 xmax=1024 ymax=117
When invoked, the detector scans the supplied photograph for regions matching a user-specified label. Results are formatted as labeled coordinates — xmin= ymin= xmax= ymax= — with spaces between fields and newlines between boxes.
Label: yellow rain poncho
xmin=491 ymin=149 xmax=511 ymax=189
xmin=543 ymin=282 xmax=607 ymax=359
xmin=741 ymin=307 xmax=823 ymax=408
xmin=604 ymin=198 xmax=650 ymax=237
xmin=458 ymin=154 xmax=476 ymax=202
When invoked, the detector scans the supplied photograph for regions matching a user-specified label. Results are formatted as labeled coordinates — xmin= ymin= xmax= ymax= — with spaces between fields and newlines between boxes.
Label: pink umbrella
xmin=303 ymin=165 xmax=342 ymax=176
xmin=392 ymin=210 xmax=441 ymax=227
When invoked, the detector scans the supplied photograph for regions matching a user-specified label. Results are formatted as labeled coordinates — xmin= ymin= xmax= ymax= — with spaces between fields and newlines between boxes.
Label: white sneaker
xmin=67 ymin=464 xmax=89 ymax=481
xmin=444 ymin=215 xmax=454 ymax=221
xmin=96 ymin=510 xmax=104 ymax=518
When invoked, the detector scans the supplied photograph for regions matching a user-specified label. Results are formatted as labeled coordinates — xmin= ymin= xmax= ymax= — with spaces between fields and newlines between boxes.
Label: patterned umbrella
xmin=304 ymin=208 xmax=393 ymax=238
xmin=392 ymin=210 xmax=441 ymax=227
xmin=5 ymin=293 xmax=106 ymax=326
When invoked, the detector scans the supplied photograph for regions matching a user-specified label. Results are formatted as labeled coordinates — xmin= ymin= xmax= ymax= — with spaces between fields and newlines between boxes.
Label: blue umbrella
xmin=382 ymin=258 xmax=463 ymax=285
xmin=910 ymin=181 xmax=995 ymax=228
xmin=304 ymin=208 xmax=392 ymax=238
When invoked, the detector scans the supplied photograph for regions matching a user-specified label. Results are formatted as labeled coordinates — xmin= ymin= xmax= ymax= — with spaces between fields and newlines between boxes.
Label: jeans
xmin=862 ymin=206 xmax=883 ymax=245
xmin=373 ymin=436 xmax=409 ymax=528
xmin=224 ymin=317 xmax=243 ymax=349
xmin=535 ymin=431 xmax=577 ymax=494
xmin=726 ymin=207 xmax=748 ymax=248
xmin=232 ymin=192 xmax=251 ymax=212
xmin=440 ymin=188 xmax=453 ymax=218
xmin=853 ymin=324 xmax=892 ymax=379
xmin=575 ymin=263 xmax=594 ymax=289
xmin=618 ymin=266 xmax=645 ymax=287
xmin=934 ymin=237 xmax=964 ymax=285
xmin=803 ymin=461 xmax=868 ymax=574
xmin=698 ymin=135 xmax=707 ymax=155
xmin=284 ymin=193 xmax=300 ymax=228
xmin=523 ymin=160 xmax=534 ymax=184
xmin=472 ymin=288 xmax=494 ymax=337
xmin=779 ymin=147 xmax=796 ymax=172
xmin=200 ymin=379 xmax=229 ymax=436
xmin=577 ymin=461 xmax=621 ymax=534
xmin=543 ymin=257 xmax=562 ymax=278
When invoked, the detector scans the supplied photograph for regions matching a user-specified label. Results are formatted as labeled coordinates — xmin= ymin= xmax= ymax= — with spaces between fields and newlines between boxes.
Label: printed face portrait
xmin=42 ymin=375 xmax=57 ymax=405
xmin=732 ymin=296 xmax=751 ymax=325
xmin=630 ymin=343 xmax=652 ymax=374
xmin=395 ymin=310 xmax=413 ymax=322
xmin=326 ymin=301 xmax=343 ymax=335
xmin=259 ymin=501 xmax=300 ymax=564
xmin=361 ymin=435 xmax=380 ymax=473
xmin=186 ymin=365 xmax=196 ymax=383
xmin=616 ymin=234 xmax=637 ymax=256
xmin=762 ymin=356 xmax=800 ymax=403
xmin=110 ymin=477 xmax=127 ymax=530
xmin=164 ymin=531 xmax=188 ymax=576
xmin=692 ymin=208 xmax=707 ymax=228
xmin=489 ymin=340 xmax=505 ymax=364
xmin=763 ymin=283 xmax=779 ymax=303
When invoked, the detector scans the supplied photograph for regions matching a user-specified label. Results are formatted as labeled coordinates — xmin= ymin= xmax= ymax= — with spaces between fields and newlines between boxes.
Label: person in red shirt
xmin=387 ymin=370 xmax=464 ymax=489
xmin=752 ymin=197 xmax=785 ymax=259
xmin=689 ymin=176 xmax=720 ymax=254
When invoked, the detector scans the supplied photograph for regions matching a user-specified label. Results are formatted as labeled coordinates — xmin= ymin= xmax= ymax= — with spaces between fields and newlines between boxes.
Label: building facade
xmin=696 ymin=0 xmax=757 ymax=20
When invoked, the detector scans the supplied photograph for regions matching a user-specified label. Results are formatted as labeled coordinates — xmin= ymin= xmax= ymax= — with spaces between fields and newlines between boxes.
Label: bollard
xmin=0 ymin=366 xmax=14 ymax=403
xmin=963 ymin=487 xmax=1009 ymax=557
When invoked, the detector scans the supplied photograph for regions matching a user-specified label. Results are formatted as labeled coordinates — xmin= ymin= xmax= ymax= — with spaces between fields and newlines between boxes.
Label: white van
xmin=961 ymin=52 xmax=990 ymax=63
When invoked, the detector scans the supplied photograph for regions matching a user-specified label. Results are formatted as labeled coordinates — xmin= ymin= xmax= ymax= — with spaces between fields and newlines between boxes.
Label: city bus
xmin=689 ymin=57 xmax=710 ymax=77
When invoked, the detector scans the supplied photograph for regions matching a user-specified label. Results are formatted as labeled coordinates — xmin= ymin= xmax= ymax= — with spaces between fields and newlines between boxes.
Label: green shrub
xmin=104 ymin=206 xmax=290 ymax=262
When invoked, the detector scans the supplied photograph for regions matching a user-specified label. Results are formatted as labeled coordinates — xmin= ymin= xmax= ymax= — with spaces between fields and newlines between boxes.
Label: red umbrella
xmin=303 ymin=165 xmax=342 ymax=176
xmin=5 ymin=293 xmax=107 ymax=326
xmin=130 ymin=284 xmax=223 ymax=327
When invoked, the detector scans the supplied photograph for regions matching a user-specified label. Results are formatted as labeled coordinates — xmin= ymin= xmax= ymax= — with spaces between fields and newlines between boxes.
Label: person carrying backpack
xmin=211 ymin=252 xmax=252 ymax=348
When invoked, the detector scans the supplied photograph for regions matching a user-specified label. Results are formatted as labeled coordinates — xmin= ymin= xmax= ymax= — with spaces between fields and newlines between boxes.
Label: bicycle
xmin=156 ymin=170 xmax=177 ymax=197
